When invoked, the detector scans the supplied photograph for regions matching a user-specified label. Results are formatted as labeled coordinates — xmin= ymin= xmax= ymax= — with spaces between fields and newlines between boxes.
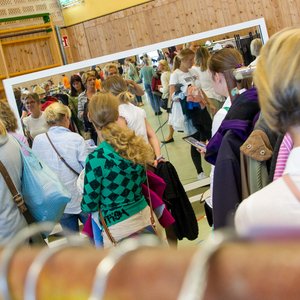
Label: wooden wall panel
xmin=66 ymin=23 xmax=91 ymax=63
xmin=62 ymin=0 xmax=300 ymax=63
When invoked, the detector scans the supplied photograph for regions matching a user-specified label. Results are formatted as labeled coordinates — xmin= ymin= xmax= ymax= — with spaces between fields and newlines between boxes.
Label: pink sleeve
xmin=273 ymin=133 xmax=293 ymax=180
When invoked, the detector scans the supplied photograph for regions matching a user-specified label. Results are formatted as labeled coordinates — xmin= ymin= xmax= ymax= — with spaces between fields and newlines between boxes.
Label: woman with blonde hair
xmin=0 ymin=119 xmax=27 ymax=244
xmin=193 ymin=46 xmax=224 ymax=113
xmin=81 ymin=92 xmax=155 ymax=247
xmin=22 ymin=92 xmax=48 ymax=141
xmin=157 ymin=59 xmax=171 ymax=110
xmin=169 ymin=48 xmax=212 ymax=180
xmin=0 ymin=100 xmax=28 ymax=145
xmin=32 ymin=102 xmax=89 ymax=233
xmin=102 ymin=75 xmax=162 ymax=164
xmin=235 ymin=27 xmax=300 ymax=233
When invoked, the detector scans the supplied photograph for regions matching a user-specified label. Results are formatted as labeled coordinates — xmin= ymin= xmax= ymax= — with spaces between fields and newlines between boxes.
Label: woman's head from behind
xmin=208 ymin=48 xmax=250 ymax=97
xmin=45 ymin=102 xmax=71 ymax=128
xmin=88 ymin=92 xmax=154 ymax=165
xmin=88 ymin=92 xmax=119 ymax=131
xmin=102 ymin=75 xmax=135 ymax=104
xmin=254 ymin=27 xmax=300 ymax=134
xmin=195 ymin=46 xmax=210 ymax=71
xmin=0 ymin=101 xmax=18 ymax=132
xmin=250 ymin=38 xmax=263 ymax=58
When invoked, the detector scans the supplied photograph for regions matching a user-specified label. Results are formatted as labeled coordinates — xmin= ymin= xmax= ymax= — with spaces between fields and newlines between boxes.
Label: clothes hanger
xmin=177 ymin=229 xmax=236 ymax=300
xmin=24 ymin=235 xmax=91 ymax=300
xmin=0 ymin=222 xmax=55 ymax=300
xmin=88 ymin=235 xmax=161 ymax=300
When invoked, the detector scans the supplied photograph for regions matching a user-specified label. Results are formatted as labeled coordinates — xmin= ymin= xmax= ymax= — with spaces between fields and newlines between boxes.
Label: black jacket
xmin=155 ymin=161 xmax=198 ymax=240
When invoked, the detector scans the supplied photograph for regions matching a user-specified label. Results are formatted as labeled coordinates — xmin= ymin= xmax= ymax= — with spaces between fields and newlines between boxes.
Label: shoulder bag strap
xmin=46 ymin=132 xmax=79 ymax=176
xmin=0 ymin=161 xmax=47 ymax=245
xmin=98 ymin=209 xmax=118 ymax=246
xmin=98 ymin=167 xmax=157 ymax=247
xmin=0 ymin=160 xmax=27 ymax=214
xmin=145 ymin=168 xmax=157 ymax=232
xmin=282 ymin=174 xmax=300 ymax=201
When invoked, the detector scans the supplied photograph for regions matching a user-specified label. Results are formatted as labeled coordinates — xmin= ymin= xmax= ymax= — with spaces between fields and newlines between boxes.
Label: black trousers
xmin=188 ymin=107 xmax=212 ymax=174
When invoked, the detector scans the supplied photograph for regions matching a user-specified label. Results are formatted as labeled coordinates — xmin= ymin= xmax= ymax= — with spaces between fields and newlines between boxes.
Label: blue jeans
xmin=144 ymin=83 xmax=160 ymax=114
xmin=60 ymin=211 xmax=89 ymax=233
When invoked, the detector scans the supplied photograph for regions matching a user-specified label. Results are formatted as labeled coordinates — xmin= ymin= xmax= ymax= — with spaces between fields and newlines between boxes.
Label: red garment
xmin=41 ymin=96 xmax=58 ymax=111
xmin=142 ymin=170 xmax=175 ymax=228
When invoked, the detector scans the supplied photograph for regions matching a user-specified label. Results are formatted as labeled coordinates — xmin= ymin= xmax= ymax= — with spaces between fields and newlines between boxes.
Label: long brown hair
xmin=88 ymin=92 xmax=154 ymax=165
xmin=195 ymin=46 xmax=210 ymax=71
xmin=208 ymin=48 xmax=252 ymax=90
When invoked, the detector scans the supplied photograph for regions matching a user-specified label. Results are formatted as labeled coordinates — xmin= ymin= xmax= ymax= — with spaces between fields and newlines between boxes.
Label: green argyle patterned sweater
xmin=81 ymin=141 xmax=147 ymax=227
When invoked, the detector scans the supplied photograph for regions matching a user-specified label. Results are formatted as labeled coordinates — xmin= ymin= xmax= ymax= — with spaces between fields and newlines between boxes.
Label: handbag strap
xmin=99 ymin=167 xmax=157 ymax=247
xmin=98 ymin=209 xmax=118 ymax=246
xmin=0 ymin=160 xmax=27 ymax=214
xmin=145 ymin=169 xmax=157 ymax=232
xmin=282 ymin=174 xmax=300 ymax=201
xmin=46 ymin=133 xmax=79 ymax=176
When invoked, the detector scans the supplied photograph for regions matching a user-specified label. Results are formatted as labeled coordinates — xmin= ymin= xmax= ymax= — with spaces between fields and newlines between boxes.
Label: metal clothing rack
xmin=1 ymin=224 xmax=300 ymax=299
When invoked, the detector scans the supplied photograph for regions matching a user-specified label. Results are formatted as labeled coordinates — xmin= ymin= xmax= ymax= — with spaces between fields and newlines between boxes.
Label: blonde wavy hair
xmin=254 ymin=27 xmax=300 ymax=133
xmin=44 ymin=102 xmax=71 ymax=126
xmin=0 ymin=101 xmax=18 ymax=132
xmin=102 ymin=75 xmax=135 ymax=104
xmin=88 ymin=92 xmax=154 ymax=165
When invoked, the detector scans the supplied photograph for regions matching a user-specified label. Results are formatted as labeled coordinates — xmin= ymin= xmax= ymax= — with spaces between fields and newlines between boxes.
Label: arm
xmin=126 ymin=79 xmax=144 ymax=96
xmin=169 ymin=85 xmax=176 ymax=101
xmin=117 ymin=116 xmax=127 ymax=128
xmin=145 ymin=119 xmax=161 ymax=159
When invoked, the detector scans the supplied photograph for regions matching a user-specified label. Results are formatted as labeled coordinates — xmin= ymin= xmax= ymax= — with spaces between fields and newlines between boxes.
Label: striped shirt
xmin=273 ymin=133 xmax=293 ymax=180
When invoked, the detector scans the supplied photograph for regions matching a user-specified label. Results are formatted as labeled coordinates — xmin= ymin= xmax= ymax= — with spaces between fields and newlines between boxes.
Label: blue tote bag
xmin=17 ymin=141 xmax=71 ymax=225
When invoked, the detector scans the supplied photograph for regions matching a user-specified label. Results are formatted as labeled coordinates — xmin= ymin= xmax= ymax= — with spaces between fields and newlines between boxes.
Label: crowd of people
xmin=1 ymin=26 xmax=300 ymax=248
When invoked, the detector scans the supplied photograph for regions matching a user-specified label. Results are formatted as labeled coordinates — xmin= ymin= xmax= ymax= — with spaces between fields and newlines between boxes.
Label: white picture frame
xmin=4 ymin=17 xmax=268 ymax=134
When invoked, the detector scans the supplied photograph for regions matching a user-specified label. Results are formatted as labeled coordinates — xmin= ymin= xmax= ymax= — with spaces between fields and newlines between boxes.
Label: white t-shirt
xmin=211 ymin=96 xmax=231 ymax=136
xmin=159 ymin=71 xmax=171 ymax=99
xmin=22 ymin=112 xmax=48 ymax=139
xmin=235 ymin=147 xmax=300 ymax=236
xmin=119 ymin=102 xmax=148 ymax=142
xmin=192 ymin=66 xmax=224 ymax=102
xmin=169 ymin=68 xmax=201 ymax=95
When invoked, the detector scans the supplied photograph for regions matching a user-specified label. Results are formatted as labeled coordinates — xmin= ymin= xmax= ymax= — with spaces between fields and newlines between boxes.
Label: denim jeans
xmin=60 ymin=211 xmax=89 ymax=233
xmin=144 ymin=83 xmax=160 ymax=113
